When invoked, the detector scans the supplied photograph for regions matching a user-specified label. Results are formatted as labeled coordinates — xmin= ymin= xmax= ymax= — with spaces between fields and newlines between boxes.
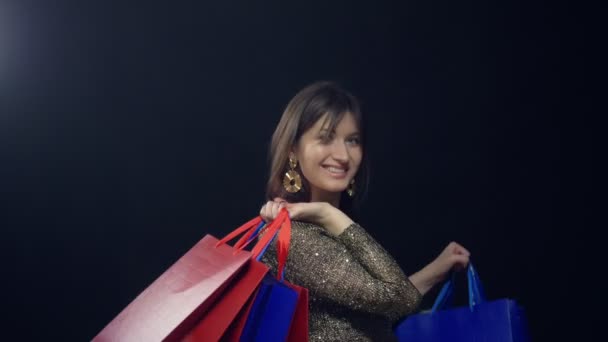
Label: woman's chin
xmin=317 ymin=184 xmax=348 ymax=194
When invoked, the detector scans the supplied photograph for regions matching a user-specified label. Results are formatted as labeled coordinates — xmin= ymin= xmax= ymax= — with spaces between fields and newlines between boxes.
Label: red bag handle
xmin=276 ymin=212 xmax=291 ymax=279
xmin=215 ymin=209 xmax=291 ymax=278
xmin=249 ymin=209 xmax=291 ymax=279
xmin=215 ymin=216 xmax=263 ymax=248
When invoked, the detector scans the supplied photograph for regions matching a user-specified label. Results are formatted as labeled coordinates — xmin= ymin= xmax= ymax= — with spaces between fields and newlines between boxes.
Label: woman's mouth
xmin=322 ymin=165 xmax=348 ymax=178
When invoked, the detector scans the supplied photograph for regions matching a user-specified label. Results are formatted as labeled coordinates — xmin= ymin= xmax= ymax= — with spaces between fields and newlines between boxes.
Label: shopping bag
xmin=394 ymin=263 xmax=530 ymax=342
xmin=181 ymin=258 xmax=269 ymax=342
xmin=185 ymin=209 xmax=296 ymax=341
xmin=237 ymin=210 xmax=309 ymax=342
xmin=284 ymin=282 xmax=309 ymax=342
xmin=239 ymin=274 xmax=299 ymax=341
xmin=220 ymin=286 xmax=260 ymax=342
xmin=94 ymin=214 xmax=284 ymax=342
xmin=222 ymin=279 xmax=308 ymax=342
xmin=183 ymin=218 xmax=280 ymax=341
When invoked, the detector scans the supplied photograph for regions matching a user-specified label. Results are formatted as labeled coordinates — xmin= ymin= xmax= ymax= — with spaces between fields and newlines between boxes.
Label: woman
xmin=259 ymin=81 xmax=470 ymax=341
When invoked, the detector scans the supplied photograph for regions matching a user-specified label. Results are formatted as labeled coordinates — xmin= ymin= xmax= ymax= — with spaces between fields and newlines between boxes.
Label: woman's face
xmin=294 ymin=113 xmax=362 ymax=200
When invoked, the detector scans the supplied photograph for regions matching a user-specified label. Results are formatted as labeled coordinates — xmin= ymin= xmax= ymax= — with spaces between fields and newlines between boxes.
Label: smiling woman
xmin=267 ymin=82 xmax=368 ymax=211
xmin=258 ymin=81 xmax=471 ymax=341
xmin=266 ymin=81 xmax=369 ymax=213
xmin=294 ymin=112 xmax=362 ymax=205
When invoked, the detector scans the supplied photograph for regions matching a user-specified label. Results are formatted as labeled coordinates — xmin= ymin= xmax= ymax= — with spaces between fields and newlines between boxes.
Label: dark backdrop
xmin=1 ymin=1 xmax=599 ymax=341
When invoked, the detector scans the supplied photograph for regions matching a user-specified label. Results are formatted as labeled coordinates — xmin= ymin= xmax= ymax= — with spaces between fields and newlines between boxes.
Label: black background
xmin=1 ymin=1 xmax=599 ymax=341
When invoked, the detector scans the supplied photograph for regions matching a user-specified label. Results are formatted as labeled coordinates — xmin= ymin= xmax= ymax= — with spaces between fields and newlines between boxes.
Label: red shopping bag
xmin=220 ymin=287 xmax=258 ymax=342
xmin=182 ymin=210 xmax=292 ymax=341
xmin=94 ymin=215 xmax=283 ymax=342
xmin=181 ymin=261 xmax=268 ymax=341
xmin=285 ymin=282 xmax=309 ymax=342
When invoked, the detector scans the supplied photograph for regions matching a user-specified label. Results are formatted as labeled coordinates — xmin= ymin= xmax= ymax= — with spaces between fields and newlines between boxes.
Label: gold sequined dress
xmin=260 ymin=221 xmax=422 ymax=341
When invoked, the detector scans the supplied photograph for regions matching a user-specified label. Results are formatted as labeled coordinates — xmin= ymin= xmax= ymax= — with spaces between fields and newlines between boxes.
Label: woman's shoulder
xmin=259 ymin=220 xmax=327 ymax=245
xmin=290 ymin=220 xmax=329 ymax=236
xmin=285 ymin=221 xmax=341 ymax=260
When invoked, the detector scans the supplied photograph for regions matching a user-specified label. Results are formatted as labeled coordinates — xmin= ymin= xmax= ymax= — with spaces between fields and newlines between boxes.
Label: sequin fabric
xmin=260 ymin=221 xmax=422 ymax=341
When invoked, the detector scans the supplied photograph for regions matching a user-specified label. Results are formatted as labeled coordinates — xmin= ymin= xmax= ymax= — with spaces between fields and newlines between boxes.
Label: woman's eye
xmin=346 ymin=137 xmax=361 ymax=145
xmin=319 ymin=134 xmax=333 ymax=143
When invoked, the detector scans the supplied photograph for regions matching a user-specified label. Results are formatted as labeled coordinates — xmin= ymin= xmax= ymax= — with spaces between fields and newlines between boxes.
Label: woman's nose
xmin=330 ymin=141 xmax=349 ymax=161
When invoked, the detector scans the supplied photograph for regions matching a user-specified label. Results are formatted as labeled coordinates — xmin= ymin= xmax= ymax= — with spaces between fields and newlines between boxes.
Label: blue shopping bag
xmin=239 ymin=274 xmax=299 ymax=341
xmin=236 ymin=209 xmax=303 ymax=342
xmin=394 ymin=264 xmax=530 ymax=342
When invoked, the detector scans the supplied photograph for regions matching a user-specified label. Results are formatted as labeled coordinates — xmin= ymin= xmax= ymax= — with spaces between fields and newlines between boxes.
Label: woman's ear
xmin=289 ymin=146 xmax=297 ymax=160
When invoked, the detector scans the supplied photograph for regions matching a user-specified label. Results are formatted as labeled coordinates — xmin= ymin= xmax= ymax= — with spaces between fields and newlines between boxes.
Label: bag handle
xmin=430 ymin=263 xmax=486 ymax=313
xmin=214 ymin=209 xmax=292 ymax=280
xmin=215 ymin=212 xmax=284 ymax=253
xmin=250 ymin=209 xmax=291 ymax=280
xmin=215 ymin=216 xmax=264 ymax=248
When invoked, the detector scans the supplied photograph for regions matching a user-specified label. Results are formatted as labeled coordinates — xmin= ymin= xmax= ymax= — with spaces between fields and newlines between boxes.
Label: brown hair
xmin=266 ymin=81 xmax=369 ymax=212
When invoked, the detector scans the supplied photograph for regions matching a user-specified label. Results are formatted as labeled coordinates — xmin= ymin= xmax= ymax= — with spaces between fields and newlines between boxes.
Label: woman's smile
xmin=321 ymin=164 xmax=348 ymax=178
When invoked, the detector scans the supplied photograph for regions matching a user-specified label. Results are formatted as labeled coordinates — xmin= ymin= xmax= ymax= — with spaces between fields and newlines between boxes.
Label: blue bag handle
xmin=430 ymin=263 xmax=486 ymax=313
xmin=248 ymin=220 xmax=286 ymax=281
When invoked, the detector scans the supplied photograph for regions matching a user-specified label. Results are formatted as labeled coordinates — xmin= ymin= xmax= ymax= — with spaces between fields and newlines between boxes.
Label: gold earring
xmin=347 ymin=178 xmax=356 ymax=197
xmin=283 ymin=154 xmax=302 ymax=193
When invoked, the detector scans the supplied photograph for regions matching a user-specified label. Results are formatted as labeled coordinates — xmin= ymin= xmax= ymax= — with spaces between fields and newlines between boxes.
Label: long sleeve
xmin=260 ymin=220 xmax=422 ymax=323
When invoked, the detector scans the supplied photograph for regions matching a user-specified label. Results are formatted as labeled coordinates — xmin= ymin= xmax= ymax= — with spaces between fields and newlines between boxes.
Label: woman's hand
xmin=259 ymin=198 xmax=354 ymax=236
xmin=259 ymin=198 xmax=290 ymax=223
xmin=429 ymin=241 xmax=470 ymax=278
xmin=409 ymin=242 xmax=470 ymax=296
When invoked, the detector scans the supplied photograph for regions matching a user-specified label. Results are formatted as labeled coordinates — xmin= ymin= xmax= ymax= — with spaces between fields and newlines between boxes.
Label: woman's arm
xmin=282 ymin=202 xmax=470 ymax=296
xmin=261 ymin=220 xmax=422 ymax=322
xmin=260 ymin=199 xmax=470 ymax=308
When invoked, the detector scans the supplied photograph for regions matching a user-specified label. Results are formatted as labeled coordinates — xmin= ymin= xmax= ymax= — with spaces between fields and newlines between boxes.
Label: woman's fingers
xmin=260 ymin=201 xmax=275 ymax=222
xmin=456 ymin=244 xmax=471 ymax=257
xmin=446 ymin=241 xmax=471 ymax=257
xmin=271 ymin=201 xmax=281 ymax=218
xmin=451 ymin=243 xmax=470 ymax=269
xmin=437 ymin=241 xmax=471 ymax=273
xmin=451 ymin=254 xmax=470 ymax=271
xmin=260 ymin=200 xmax=289 ymax=222
xmin=259 ymin=201 xmax=269 ymax=222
